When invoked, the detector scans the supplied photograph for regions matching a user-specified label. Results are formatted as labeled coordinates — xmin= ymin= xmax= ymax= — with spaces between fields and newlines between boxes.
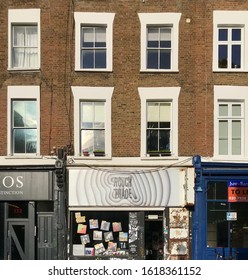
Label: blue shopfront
xmin=192 ymin=156 xmax=248 ymax=260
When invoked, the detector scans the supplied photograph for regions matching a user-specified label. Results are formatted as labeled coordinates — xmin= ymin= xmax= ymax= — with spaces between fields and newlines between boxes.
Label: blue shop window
xmin=207 ymin=181 xmax=227 ymax=200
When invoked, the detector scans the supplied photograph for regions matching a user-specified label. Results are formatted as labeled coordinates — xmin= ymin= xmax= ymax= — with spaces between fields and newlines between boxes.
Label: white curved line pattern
xmin=73 ymin=169 xmax=171 ymax=207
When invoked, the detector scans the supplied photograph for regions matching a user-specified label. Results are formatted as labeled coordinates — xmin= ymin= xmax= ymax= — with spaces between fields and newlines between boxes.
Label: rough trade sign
xmin=228 ymin=180 xmax=248 ymax=202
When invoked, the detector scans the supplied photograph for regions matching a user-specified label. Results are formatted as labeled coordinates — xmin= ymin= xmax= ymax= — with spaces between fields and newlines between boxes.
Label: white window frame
xmin=72 ymin=86 xmax=113 ymax=157
xmin=74 ymin=12 xmax=115 ymax=72
xmin=138 ymin=13 xmax=181 ymax=72
xmin=7 ymin=86 xmax=40 ymax=156
xmin=213 ymin=11 xmax=248 ymax=72
xmin=139 ymin=87 xmax=180 ymax=158
xmin=8 ymin=9 xmax=41 ymax=70
xmin=214 ymin=86 xmax=248 ymax=160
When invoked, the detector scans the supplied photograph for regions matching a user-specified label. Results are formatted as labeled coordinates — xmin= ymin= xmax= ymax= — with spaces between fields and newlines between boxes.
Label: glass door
xmin=7 ymin=221 xmax=29 ymax=260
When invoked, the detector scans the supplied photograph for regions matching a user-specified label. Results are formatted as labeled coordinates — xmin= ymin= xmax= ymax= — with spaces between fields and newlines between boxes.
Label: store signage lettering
xmin=228 ymin=180 xmax=248 ymax=202
xmin=0 ymin=171 xmax=51 ymax=201
xmin=0 ymin=175 xmax=24 ymax=196
xmin=112 ymin=176 xmax=133 ymax=199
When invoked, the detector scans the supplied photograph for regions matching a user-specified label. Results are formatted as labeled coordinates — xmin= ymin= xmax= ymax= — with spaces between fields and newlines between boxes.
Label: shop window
xmin=70 ymin=211 xmax=130 ymax=258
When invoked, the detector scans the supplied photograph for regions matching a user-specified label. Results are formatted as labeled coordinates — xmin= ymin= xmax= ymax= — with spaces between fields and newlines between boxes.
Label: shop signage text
xmin=228 ymin=180 xmax=248 ymax=202
xmin=112 ymin=176 xmax=133 ymax=199
xmin=0 ymin=171 xmax=52 ymax=201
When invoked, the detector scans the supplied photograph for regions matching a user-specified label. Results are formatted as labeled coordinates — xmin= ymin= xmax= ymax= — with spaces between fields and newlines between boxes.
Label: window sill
xmin=75 ymin=68 xmax=112 ymax=73
xmin=140 ymin=69 xmax=179 ymax=73
xmin=8 ymin=68 xmax=41 ymax=73
xmin=213 ymin=69 xmax=248 ymax=73
xmin=5 ymin=154 xmax=43 ymax=159
xmin=141 ymin=155 xmax=178 ymax=160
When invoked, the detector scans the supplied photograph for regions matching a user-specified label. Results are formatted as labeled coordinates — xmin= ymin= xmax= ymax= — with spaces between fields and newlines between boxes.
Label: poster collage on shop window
xmin=75 ymin=212 xmax=129 ymax=256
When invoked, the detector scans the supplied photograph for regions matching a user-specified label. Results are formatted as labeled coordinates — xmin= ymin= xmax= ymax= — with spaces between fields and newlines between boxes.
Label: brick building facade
xmin=0 ymin=0 xmax=248 ymax=260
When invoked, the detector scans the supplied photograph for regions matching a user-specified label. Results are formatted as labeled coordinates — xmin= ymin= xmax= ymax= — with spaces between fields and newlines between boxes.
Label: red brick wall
xmin=1 ymin=0 xmax=248 ymax=157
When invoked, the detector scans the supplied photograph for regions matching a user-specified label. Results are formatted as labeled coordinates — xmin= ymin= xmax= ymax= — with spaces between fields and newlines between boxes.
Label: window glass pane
xmin=147 ymin=50 xmax=158 ymax=69
xmin=95 ymin=27 xmax=106 ymax=48
xmin=95 ymin=50 xmax=106 ymax=68
xmin=147 ymin=130 xmax=158 ymax=152
xmin=159 ymin=130 xmax=170 ymax=151
xmin=13 ymin=101 xmax=37 ymax=128
xmin=219 ymin=120 xmax=228 ymax=155
xmin=26 ymin=129 xmax=37 ymax=153
xmin=81 ymin=130 xmax=94 ymax=153
xmin=160 ymin=28 xmax=171 ymax=48
xmin=81 ymin=102 xmax=93 ymax=128
xmin=147 ymin=27 xmax=159 ymax=48
xmin=82 ymin=50 xmax=94 ymax=68
xmin=147 ymin=102 xmax=159 ymax=128
xmin=25 ymin=26 xmax=38 ymax=47
xmin=207 ymin=181 xmax=228 ymax=200
xmin=232 ymin=45 xmax=241 ymax=68
xmin=13 ymin=129 xmax=37 ymax=153
xmin=218 ymin=29 xmax=228 ymax=41
xmin=232 ymin=120 xmax=241 ymax=155
xmin=219 ymin=104 xmax=228 ymax=116
xmin=82 ymin=27 xmax=94 ymax=47
xmin=232 ymin=104 xmax=241 ymax=116
xmin=160 ymin=50 xmax=171 ymax=69
xmin=94 ymin=130 xmax=105 ymax=151
xmin=218 ymin=45 xmax=228 ymax=68
xmin=232 ymin=29 xmax=241 ymax=41
xmin=94 ymin=102 xmax=105 ymax=128
xmin=207 ymin=202 xmax=228 ymax=248
xmin=13 ymin=26 xmax=25 ymax=46
xmin=159 ymin=103 xmax=171 ymax=128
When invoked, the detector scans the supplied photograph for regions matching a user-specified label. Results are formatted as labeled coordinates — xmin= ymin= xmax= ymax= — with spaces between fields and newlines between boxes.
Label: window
xmin=139 ymin=87 xmax=180 ymax=158
xmin=147 ymin=26 xmax=172 ymax=70
xmin=213 ymin=11 xmax=248 ymax=72
xmin=147 ymin=102 xmax=171 ymax=154
xmin=74 ymin=12 xmax=115 ymax=71
xmin=72 ymin=86 xmax=113 ymax=157
xmin=81 ymin=27 xmax=106 ymax=69
xmin=8 ymin=9 xmax=40 ymax=70
xmin=217 ymin=27 xmax=243 ymax=69
xmin=80 ymin=101 xmax=105 ymax=154
xmin=7 ymin=86 xmax=40 ymax=156
xmin=138 ymin=13 xmax=181 ymax=72
xmin=217 ymin=102 xmax=243 ymax=156
xmin=214 ymin=86 xmax=248 ymax=159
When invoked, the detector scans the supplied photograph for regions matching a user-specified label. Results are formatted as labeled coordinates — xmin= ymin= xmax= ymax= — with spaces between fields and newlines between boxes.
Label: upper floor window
xmin=147 ymin=26 xmax=172 ymax=70
xmin=8 ymin=9 xmax=40 ymax=70
xmin=81 ymin=26 xmax=106 ymax=69
xmin=213 ymin=11 xmax=248 ymax=72
xmin=214 ymin=86 xmax=248 ymax=159
xmin=74 ymin=12 xmax=115 ymax=72
xmin=80 ymin=101 xmax=105 ymax=155
xmin=72 ymin=86 xmax=113 ymax=157
xmin=147 ymin=102 xmax=172 ymax=155
xmin=12 ymin=100 xmax=38 ymax=154
xmin=7 ymin=86 xmax=40 ymax=156
xmin=139 ymin=87 xmax=180 ymax=158
xmin=138 ymin=13 xmax=181 ymax=72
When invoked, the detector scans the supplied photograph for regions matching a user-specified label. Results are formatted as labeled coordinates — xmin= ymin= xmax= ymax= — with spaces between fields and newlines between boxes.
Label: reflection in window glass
xmin=12 ymin=100 xmax=37 ymax=154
